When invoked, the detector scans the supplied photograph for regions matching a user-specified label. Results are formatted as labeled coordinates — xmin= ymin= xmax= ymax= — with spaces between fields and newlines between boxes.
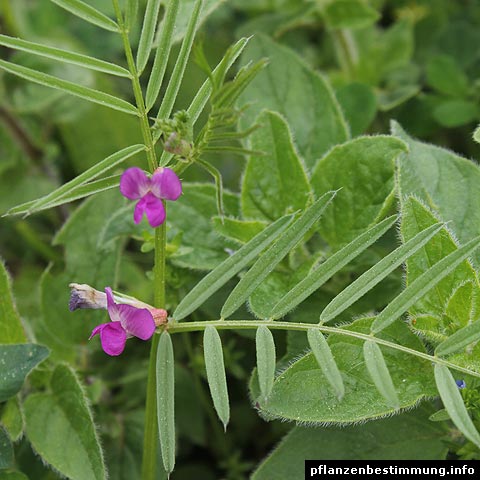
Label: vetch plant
xmin=1 ymin=1 xmax=480 ymax=479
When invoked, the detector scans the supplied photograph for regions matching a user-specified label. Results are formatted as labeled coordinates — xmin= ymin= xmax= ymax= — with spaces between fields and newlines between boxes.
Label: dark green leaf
xmin=0 ymin=344 xmax=49 ymax=402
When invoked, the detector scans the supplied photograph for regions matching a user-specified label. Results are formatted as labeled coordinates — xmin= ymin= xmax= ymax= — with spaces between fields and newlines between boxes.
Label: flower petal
xmin=133 ymin=198 xmax=147 ymax=224
xmin=90 ymin=322 xmax=127 ymax=356
xmin=116 ymin=304 xmax=156 ymax=340
xmin=143 ymin=192 xmax=166 ymax=227
xmin=151 ymin=167 xmax=182 ymax=201
xmin=120 ymin=167 xmax=151 ymax=200
xmin=105 ymin=287 xmax=116 ymax=310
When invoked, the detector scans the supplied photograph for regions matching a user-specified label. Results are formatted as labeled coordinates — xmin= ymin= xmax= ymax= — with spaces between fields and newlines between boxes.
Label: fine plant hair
xmin=1 ymin=1 xmax=480 ymax=478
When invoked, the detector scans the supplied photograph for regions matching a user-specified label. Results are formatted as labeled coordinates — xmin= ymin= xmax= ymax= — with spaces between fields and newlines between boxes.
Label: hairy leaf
xmin=320 ymin=222 xmax=444 ymax=323
xmin=0 ymin=261 xmax=26 ymax=344
xmin=241 ymin=110 xmax=312 ymax=221
xmin=311 ymin=135 xmax=407 ymax=248
xmin=0 ymin=60 xmax=138 ymax=115
xmin=221 ymin=191 xmax=336 ymax=318
xmin=239 ymin=35 xmax=349 ymax=168
xmin=0 ymin=34 xmax=130 ymax=77
xmin=250 ymin=319 xmax=436 ymax=424
xmin=434 ymin=365 xmax=480 ymax=448
xmin=256 ymin=326 xmax=276 ymax=403
xmin=49 ymin=0 xmax=119 ymax=31
xmin=363 ymin=340 xmax=399 ymax=409
xmin=203 ymin=326 xmax=230 ymax=429
xmin=307 ymin=329 xmax=344 ymax=401
xmin=270 ymin=215 xmax=397 ymax=320
xmin=136 ymin=0 xmax=162 ymax=74
xmin=157 ymin=332 xmax=175 ymax=475
xmin=174 ymin=214 xmax=294 ymax=320
xmin=24 ymin=364 xmax=106 ymax=480
xmin=0 ymin=344 xmax=49 ymax=402
xmin=252 ymin=407 xmax=447 ymax=478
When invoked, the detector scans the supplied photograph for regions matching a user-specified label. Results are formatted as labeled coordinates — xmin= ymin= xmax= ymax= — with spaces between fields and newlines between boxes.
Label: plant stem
xmin=112 ymin=0 xmax=157 ymax=172
xmin=112 ymin=2 xmax=165 ymax=478
xmin=167 ymin=319 xmax=480 ymax=380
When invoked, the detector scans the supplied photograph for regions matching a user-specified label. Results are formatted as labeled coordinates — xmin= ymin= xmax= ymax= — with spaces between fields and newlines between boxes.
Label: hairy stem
xmin=112 ymin=2 xmax=164 ymax=479
xmin=166 ymin=320 xmax=480 ymax=380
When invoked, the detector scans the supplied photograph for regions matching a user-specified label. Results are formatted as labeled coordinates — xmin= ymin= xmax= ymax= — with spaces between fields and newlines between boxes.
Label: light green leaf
xmin=16 ymin=145 xmax=143 ymax=216
xmin=1 ymin=397 xmax=23 ymax=442
xmin=174 ymin=214 xmax=294 ymax=321
xmin=146 ymin=0 xmax=180 ymax=109
xmin=0 ymin=344 xmax=49 ymax=402
xmin=203 ymin=326 xmax=230 ymax=429
xmin=252 ymin=407 xmax=447 ymax=478
xmin=155 ymin=0 xmax=203 ymax=121
xmin=256 ymin=326 xmax=276 ymax=403
xmin=0 ymin=34 xmax=130 ymax=77
xmin=250 ymin=318 xmax=436 ymax=424
xmin=371 ymin=235 xmax=480 ymax=334
xmin=24 ymin=364 xmax=106 ymax=480
xmin=434 ymin=364 xmax=480 ymax=448
xmin=0 ymin=60 xmax=138 ymax=116
xmin=124 ymin=0 xmax=139 ymax=30
xmin=322 ymin=0 xmax=380 ymax=30
xmin=399 ymin=197 xmax=480 ymax=340
xmin=320 ymin=222 xmax=444 ymax=323
xmin=167 ymin=184 xmax=240 ymax=270
xmin=307 ymin=329 xmax=344 ymax=401
xmin=0 ymin=260 xmax=27 ymax=344
xmin=49 ymin=0 xmax=119 ymax=31
xmin=393 ymin=121 xmax=480 ymax=266
xmin=433 ymin=99 xmax=478 ymax=128
xmin=5 ymin=175 xmax=121 ymax=216
xmin=435 ymin=321 xmax=480 ymax=357
xmin=155 ymin=36 xmax=250 ymax=149
xmin=213 ymin=217 xmax=267 ymax=244
xmin=157 ymin=332 xmax=175 ymax=475
xmin=270 ymin=215 xmax=397 ymax=320
xmin=239 ymin=35 xmax=349 ymax=168
xmin=241 ymin=110 xmax=312 ymax=221
xmin=160 ymin=0 xmax=221 ymax=44
xmin=363 ymin=340 xmax=399 ymax=408
xmin=136 ymin=0 xmax=162 ymax=74
xmin=0 ymin=427 xmax=13 ymax=470
xmin=473 ymin=125 xmax=480 ymax=144
xmin=426 ymin=55 xmax=469 ymax=97
xmin=221 ymin=191 xmax=336 ymax=319
xmin=336 ymin=82 xmax=377 ymax=136
xmin=311 ymin=135 xmax=407 ymax=248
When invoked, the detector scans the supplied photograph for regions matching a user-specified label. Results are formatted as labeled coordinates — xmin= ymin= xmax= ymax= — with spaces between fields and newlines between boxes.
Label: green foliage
xmin=241 ymin=110 xmax=311 ymax=221
xmin=24 ymin=364 xmax=106 ymax=480
xmin=0 ymin=261 xmax=26 ymax=344
xmin=253 ymin=407 xmax=447 ymax=478
xmin=3 ymin=1 xmax=480 ymax=477
xmin=251 ymin=319 xmax=437 ymax=424
xmin=157 ymin=332 xmax=175 ymax=475
xmin=310 ymin=136 xmax=406 ymax=248
xmin=255 ymin=326 xmax=276 ymax=403
xmin=239 ymin=35 xmax=349 ymax=168
xmin=203 ymin=326 xmax=230 ymax=429
xmin=0 ymin=344 xmax=49 ymax=402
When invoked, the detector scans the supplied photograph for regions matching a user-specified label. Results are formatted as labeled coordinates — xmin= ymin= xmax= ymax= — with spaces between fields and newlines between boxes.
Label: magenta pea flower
xmin=120 ymin=167 xmax=182 ymax=227
xmin=89 ymin=287 xmax=156 ymax=356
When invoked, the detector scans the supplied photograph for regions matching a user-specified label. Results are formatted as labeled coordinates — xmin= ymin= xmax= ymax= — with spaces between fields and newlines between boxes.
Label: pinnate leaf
xmin=203 ymin=326 xmax=230 ymax=429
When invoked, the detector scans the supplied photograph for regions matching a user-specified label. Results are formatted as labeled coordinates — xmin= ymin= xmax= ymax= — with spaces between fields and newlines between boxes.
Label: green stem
xmin=332 ymin=29 xmax=358 ymax=79
xmin=166 ymin=319 xmax=480 ymax=380
xmin=112 ymin=0 xmax=157 ymax=172
xmin=112 ymin=2 xmax=165 ymax=478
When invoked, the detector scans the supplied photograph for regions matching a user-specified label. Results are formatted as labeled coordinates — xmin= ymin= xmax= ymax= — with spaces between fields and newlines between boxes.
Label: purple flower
xmin=120 ymin=167 xmax=182 ymax=227
xmin=456 ymin=380 xmax=466 ymax=389
xmin=89 ymin=287 xmax=156 ymax=356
